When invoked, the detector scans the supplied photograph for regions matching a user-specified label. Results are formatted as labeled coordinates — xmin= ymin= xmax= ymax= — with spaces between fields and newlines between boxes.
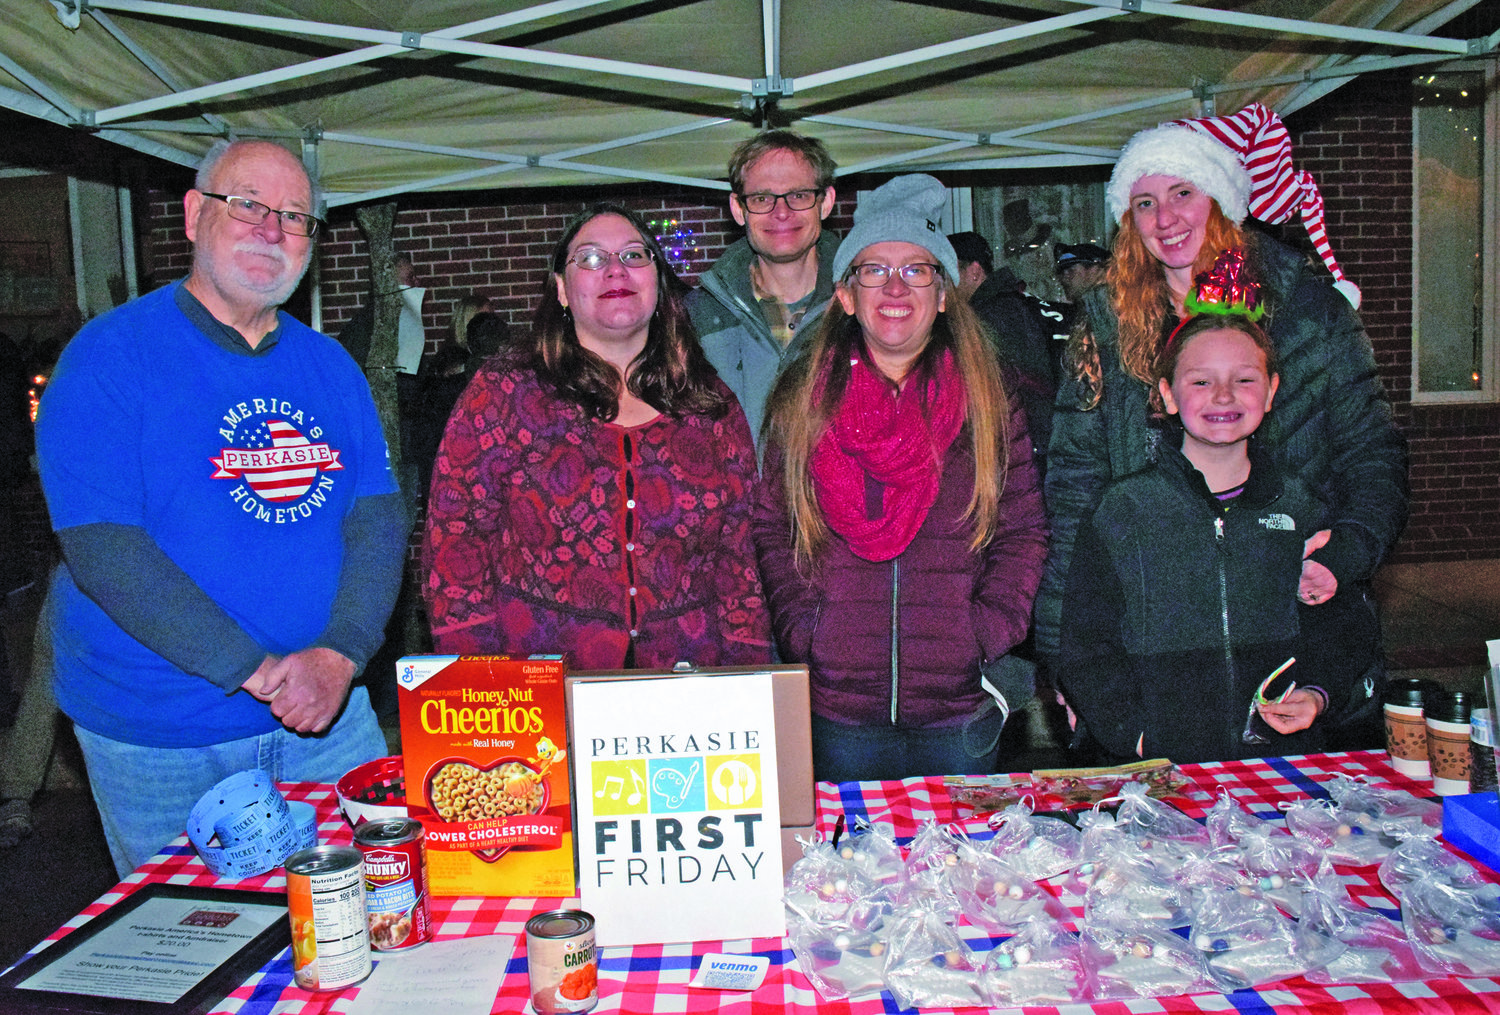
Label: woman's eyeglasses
xmin=566 ymin=246 xmax=655 ymax=270
xmin=846 ymin=262 xmax=942 ymax=288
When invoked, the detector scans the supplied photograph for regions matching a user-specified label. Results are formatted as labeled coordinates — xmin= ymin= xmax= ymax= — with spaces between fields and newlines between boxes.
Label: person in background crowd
xmin=447 ymin=293 xmax=493 ymax=353
xmin=424 ymin=204 xmax=770 ymax=669
xmin=463 ymin=310 xmax=511 ymax=376
xmin=948 ymin=230 xmax=1066 ymax=474
xmin=36 ymin=139 xmax=406 ymax=876
xmin=1038 ymin=103 xmax=1406 ymax=755
xmin=336 ymin=251 xmax=429 ymax=494
xmin=687 ymin=129 xmax=840 ymax=448
xmin=1054 ymin=242 xmax=1111 ymax=307
xmin=754 ymin=176 xmax=1048 ymax=784
xmin=1059 ymin=256 xmax=1374 ymax=763
xmin=336 ymin=251 xmax=425 ymax=372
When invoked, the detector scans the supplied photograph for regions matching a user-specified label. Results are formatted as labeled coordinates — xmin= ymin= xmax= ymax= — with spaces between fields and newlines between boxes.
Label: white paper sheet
xmin=346 ymin=934 xmax=516 ymax=1015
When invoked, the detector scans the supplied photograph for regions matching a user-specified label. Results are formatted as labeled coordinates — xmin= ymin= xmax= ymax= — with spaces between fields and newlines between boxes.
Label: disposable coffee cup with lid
xmin=1383 ymin=677 xmax=1434 ymax=779
xmin=1426 ymin=689 xmax=1472 ymax=796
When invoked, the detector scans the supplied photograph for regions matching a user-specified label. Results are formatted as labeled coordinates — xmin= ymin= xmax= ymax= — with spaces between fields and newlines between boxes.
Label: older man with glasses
xmin=36 ymin=139 xmax=407 ymax=877
xmin=687 ymin=129 xmax=840 ymax=449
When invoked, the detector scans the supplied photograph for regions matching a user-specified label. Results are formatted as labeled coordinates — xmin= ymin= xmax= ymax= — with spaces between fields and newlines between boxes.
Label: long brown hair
xmin=1068 ymin=203 xmax=1246 ymax=409
xmin=763 ymin=287 xmax=1010 ymax=566
xmin=521 ymin=203 xmax=729 ymax=421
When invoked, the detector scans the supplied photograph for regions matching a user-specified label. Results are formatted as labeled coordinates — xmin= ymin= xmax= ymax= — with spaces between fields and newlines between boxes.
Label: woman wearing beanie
xmin=1037 ymin=104 xmax=1407 ymax=753
xmin=752 ymin=174 xmax=1048 ymax=783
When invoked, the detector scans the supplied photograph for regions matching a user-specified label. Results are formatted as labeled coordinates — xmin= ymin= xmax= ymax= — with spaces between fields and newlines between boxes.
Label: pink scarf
xmin=810 ymin=351 xmax=967 ymax=561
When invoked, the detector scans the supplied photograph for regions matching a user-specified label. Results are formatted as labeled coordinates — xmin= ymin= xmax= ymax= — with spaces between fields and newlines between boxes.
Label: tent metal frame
xmin=5 ymin=0 xmax=1496 ymax=206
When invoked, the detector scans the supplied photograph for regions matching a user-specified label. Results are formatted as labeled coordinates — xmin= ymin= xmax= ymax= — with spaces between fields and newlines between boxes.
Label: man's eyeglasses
xmin=200 ymin=193 xmax=321 ymax=237
xmin=846 ymin=263 xmax=943 ymax=288
xmin=736 ymin=189 xmax=822 ymax=214
xmin=566 ymin=246 xmax=655 ymax=271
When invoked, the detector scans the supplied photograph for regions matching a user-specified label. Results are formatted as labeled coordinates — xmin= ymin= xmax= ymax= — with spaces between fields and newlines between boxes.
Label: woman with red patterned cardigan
xmin=423 ymin=204 xmax=771 ymax=669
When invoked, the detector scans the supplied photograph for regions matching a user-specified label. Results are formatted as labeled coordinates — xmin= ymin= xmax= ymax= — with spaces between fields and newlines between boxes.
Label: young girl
xmin=1056 ymin=258 xmax=1367 ymax=763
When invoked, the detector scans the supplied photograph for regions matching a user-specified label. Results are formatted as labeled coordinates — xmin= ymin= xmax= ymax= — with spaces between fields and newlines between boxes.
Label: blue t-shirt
xmin=37 ymin=283 xmax=397 ymax=747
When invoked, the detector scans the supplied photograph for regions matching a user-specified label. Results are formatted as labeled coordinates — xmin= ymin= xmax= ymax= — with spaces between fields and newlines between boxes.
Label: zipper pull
xmin=1214 ymin=517 xmax=1224 ymax=542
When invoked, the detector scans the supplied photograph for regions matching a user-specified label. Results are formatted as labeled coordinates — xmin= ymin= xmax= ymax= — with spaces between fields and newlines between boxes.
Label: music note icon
xmin=626 ymin=769 xmax=645 ymax=806
xmin=594 ymin=774 xmax=624 ymax=800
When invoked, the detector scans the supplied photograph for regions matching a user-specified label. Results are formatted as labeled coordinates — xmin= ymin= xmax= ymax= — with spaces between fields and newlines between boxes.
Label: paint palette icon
xmin=652 ymin=762 xmax=699 ymax=808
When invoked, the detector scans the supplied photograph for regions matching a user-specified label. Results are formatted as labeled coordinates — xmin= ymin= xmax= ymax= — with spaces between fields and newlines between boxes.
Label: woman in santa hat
xmin=1037 ymin=104 xmax=1407 ymax=754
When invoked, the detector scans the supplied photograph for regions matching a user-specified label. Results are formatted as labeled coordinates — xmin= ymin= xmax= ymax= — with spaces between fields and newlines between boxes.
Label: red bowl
xmin=335 ymin=755 xmax=408 ymax=827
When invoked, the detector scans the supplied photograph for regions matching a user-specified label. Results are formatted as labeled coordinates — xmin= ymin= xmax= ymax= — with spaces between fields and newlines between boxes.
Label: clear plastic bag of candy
xmin=785 ymin=903 xmax=891 ymax=1000
xmin=783 ymin=837 xmax=882 ymax=925
xmin=1173 ymin=847 xmax=1255 ymax=906
xmin=986 ymin=801 xmax=1082 ymax=881
xmin=1325 ymin=774 xmax=1442 ymax=839
xmin=1079 ymin=913 xmax=1213 ymax=1000
xmin=832 ymin=817 xmax=907 ymax=892
xmin=1401 ymin=872 xmax=1500 ymax=977
xmin=1283 ymin=797 xmax=1395 ymax=866
xmin=881 ymin=904 xmax=988 ymax=1009
xmin=1190 ymin=885 xmax=1341 ymax=990
xmin=1113 ymin=781 xmax=1210 ymax=846
xmin=901 ymin=821 xmax=966 ymax=918
xmin=1378 ymin=835 xmax=1485 ymax=900
xmin=1300 ymin=857 xmax=1425 ymax=985
xmin=1202 ymin=791 xmax=1285 ymax=849
xmin=948 ymin=840 xmax=1068 ymax=934
xmin=981 ymin=918 xmax=1086 ymax=1005
xmin=1083 ymin=840 xmax=1193 ymax=928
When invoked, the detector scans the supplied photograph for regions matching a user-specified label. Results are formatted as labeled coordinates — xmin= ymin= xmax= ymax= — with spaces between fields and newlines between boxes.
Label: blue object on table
xmin=1442 ymin=792 xmax=1500 ymax=874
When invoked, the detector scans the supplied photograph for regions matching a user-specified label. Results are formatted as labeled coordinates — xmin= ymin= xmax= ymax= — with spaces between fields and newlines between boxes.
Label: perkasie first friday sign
xmin=571 ymin=672 xmax=784 ymax=947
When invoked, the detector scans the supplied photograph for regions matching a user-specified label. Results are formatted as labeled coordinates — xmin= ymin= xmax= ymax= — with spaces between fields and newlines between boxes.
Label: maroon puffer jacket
xmin=752 ymin=398 xmax=1048 ymax=728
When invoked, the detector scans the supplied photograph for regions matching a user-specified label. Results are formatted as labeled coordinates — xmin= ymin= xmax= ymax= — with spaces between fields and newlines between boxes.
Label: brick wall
xmin=1287 ymin=72 xmax=1500 ymax=563
xmin=313 ymin=189 xmax=856 ymax=351
xmin=131 ymin=84 xmax=1498 ymax=565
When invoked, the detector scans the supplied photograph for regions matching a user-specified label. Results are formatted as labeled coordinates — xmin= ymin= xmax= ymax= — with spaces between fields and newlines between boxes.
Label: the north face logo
xmin=1257 ymin=512 xmax=1295 ymax=532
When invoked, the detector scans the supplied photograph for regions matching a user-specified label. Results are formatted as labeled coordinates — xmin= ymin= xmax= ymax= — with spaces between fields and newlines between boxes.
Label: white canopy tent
xmin=0 ymin=0 xmax=1494 ymax=208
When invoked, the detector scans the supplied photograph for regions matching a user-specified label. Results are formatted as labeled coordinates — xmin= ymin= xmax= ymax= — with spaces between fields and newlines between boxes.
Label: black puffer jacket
xmin=1037 ymin=233 xmax=1408 ymax=660
xmin=1058 ymin=439 xmax=1374 ymax=763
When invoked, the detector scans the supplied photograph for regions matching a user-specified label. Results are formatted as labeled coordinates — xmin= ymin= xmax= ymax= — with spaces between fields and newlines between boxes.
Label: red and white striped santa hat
xmin=1107 ymin=102 xmax=1360 ymax=308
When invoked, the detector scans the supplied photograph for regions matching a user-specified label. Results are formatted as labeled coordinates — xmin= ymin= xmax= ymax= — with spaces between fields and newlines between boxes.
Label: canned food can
xmin=354 ymin=817 xmax=431 ymax=951
xmin=525 ymin=909 xmax=597 ymax=1013
xmin=285 ymin=845 xmax=372 ymax=991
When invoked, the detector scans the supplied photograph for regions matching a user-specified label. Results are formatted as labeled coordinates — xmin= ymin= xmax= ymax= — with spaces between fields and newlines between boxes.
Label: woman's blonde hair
xmin=1068 ymin=203 xmax=1246 ymax=409
xmin=763 ymin=287 xmax=1010 ymax=566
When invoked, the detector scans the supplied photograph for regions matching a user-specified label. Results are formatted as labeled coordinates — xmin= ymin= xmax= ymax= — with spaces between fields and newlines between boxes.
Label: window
xmin=1411 ymin=66 xmax=1498 ymax=403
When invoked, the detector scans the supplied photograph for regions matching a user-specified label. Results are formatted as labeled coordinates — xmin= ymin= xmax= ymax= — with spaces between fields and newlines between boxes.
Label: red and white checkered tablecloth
xmin=24 ymin=751 xmax=1500 ymax=1014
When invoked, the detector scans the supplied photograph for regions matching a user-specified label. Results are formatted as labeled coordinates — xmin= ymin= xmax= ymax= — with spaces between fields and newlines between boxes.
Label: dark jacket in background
xmin=967 ymin=267 xmax=1068 ymax=467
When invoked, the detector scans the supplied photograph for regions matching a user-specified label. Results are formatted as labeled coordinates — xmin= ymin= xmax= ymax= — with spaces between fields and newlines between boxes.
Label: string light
xmin=650 ymin=218 xmax=700 ymax=274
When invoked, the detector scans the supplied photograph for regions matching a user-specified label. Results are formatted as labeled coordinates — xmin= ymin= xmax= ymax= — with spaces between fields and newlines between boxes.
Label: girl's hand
xmin=1299 ymin=529 xmax=1338 ymax=604
xmin=1257 ymin=688 xmax=1324 ymax=734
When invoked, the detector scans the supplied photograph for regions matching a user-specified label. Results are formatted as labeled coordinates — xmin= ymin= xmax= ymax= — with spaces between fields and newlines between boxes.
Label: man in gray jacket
xmin=686 ymin=130 xmax=839 ymax=448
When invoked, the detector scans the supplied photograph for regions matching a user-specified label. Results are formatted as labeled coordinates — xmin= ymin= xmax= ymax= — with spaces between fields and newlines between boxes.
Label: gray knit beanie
xmin=832 ymin=174 xmax=960 ymax=284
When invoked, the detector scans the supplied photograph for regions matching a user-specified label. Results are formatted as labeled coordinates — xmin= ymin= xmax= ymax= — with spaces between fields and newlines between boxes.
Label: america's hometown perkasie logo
xmin=211 ymin=401 xmax=343 ymax=522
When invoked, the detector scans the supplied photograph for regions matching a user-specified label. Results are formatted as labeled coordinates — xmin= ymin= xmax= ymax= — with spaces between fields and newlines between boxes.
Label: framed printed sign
xmin=568 ymin=671 xmax=784 ymax=947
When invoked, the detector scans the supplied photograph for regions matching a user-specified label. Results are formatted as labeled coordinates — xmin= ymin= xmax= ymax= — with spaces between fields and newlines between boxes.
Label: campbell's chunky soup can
xmin=285 ymin=845 xmax=372 ymax=990
xmin=354 ymin=817 xmax=432 ymax=951
xmin=526 ymin=909 xmax=597 ymax=1013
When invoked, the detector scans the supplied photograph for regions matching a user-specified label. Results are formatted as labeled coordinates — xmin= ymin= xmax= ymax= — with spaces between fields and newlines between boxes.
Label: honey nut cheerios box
xmin=396 ymin=655 xmax=575 ymax=897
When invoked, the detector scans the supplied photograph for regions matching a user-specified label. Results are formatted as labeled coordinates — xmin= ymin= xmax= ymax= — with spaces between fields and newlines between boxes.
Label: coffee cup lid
xmin=1384 ymin=677 xmax=1433 ymax=707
